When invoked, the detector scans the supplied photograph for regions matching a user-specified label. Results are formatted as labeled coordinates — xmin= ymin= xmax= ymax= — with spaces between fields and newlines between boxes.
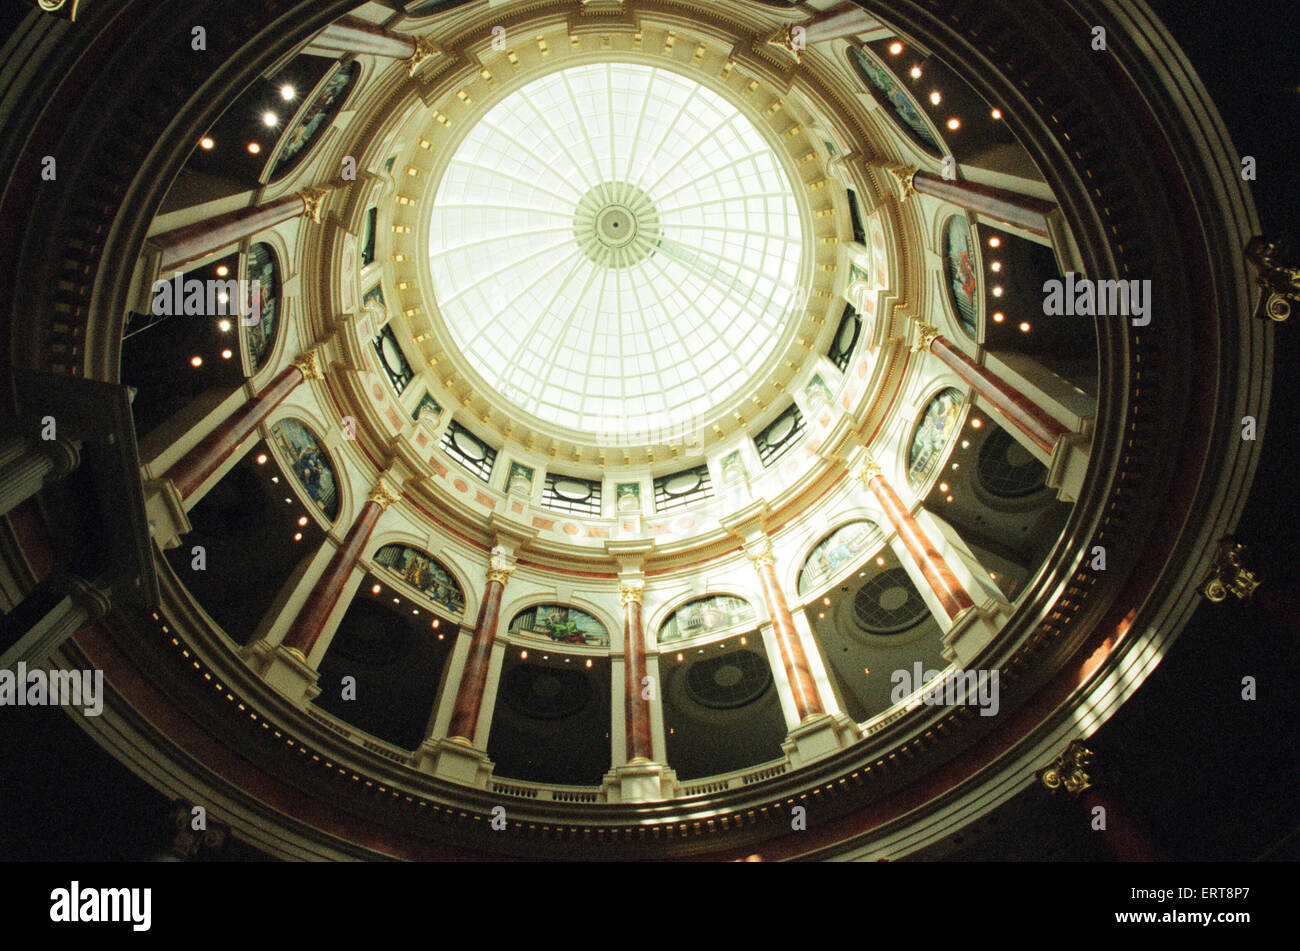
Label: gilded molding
xmin=407 ymin=36 xmax=442 ymax=76
xmin=1037 ymin=739 xmax=1093 ymax=796
xmin=911 ymin=320 xmax=940 ymax=354
xmin=292 ymin=345 xmax=326 ymax=381
xmin=886 ymin=164 xmax=918 ymax=201
xmin=366 ymin=477 xmax=403 ymax=511
xmin=854 ymin=453 xmax=882 ymax=486
xmin=1245 ymin=235 xmax=1298 ymax=322
xmin=619 ymin=580 xmax=645 ymax=605
xmin=298 ymin=187 xmax=329 ymax=224
xmin=1200 ymin=538 xmax=1260 ymax=602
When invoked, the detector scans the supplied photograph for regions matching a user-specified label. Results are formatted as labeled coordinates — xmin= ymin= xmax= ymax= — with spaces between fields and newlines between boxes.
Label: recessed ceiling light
xmin=261 ymin=111 xmax=278 ymax=127
xmin=199 ymin=136 xmax=215 ymax=150
xmin=930 ymin=91 xmax=941 ymax=105
xmin=888 ymin=41 xmax=903 ymax=55
xmin=189 ymin=355 xmax=202 ymax=367
xmin=247 ymin=142 xmax=261 ymax=154
xmin=280 ymin=84 xmax=296 ymax=101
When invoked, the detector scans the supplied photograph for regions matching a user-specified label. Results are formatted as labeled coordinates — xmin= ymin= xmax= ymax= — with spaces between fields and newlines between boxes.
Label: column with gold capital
xmin=746 ymin=538 xmax=825 ymax=723
xmin=620 ymin=579 xmax=653 ymax=763
xmin=1038 ymin=740 xmax=1161 ymax=861
xmin=446 ymin=545 xmax=516 ymax=743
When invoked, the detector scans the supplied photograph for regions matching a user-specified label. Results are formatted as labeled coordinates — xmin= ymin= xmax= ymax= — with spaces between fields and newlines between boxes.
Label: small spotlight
xmin=261 ymin=111 xmax=279 ymax=128
xmin=990 ymin=261 xmax=1002 ymax=272
xmin=221 ymin=349 xmax=233 ymax=359
xmin=215 ymin=265 xmax=229 ymax=277
xmin=280 ymin=84 xmax=297 ymax=101
xmin=189 ymin=355 xmax=203 ymax=368
xmin=585 ymin=659 xmax=592 ymax=668
xmin=823 ymin=597 xmax=831 ymax=606
xmin=971 ymin=418 xmax=983 ymax=429
xmin=218 ymin=319 xmax=232 ymax=332
xmin=992 ymin=286 xmax=1004 ymax=297
xmin=676 ymin=653 xmax=684 ymax=662
xmin=991 ymin=108 xmax=1003 ymax=120
xmin=740 ymin=636 xmax=747 ymax=645
xmin=199 ymin=136 xmax=215 ymax=150
xmin=298 ymin=516 xmax=308 ymax=526
xmin=988 ymin=236 xmax=1001 ymax=248
xmin=1019 ymin=321 xmax=1031 ymax=332
xmin=293 ymin=532 xmax=303 ymax=541
xmin=929 ymin=91 xmax=941 ymax=105
xmin=909 ymin=66 xmax=922 ymax=79
xmin=946 ymin=117 xmax=960 ymax=130
xmin=992 ymin=312 xmax=1005 ymax=323
xmin=876 ymin=557 xmax=885 ymax=566
xmin=256 ymin=454 xmax=267 ymax=465
xmin=392 ymin=598 xmax=399 ymax=604
xmin=372 ymin=584 xmax=381 ymax=594
xmin=818 ymin=612 xmax=825 ymax=619
xmin=432 ymin=619 xmax=440 ymax=628
xmin=888 ymin=41 xmax=903 ymax=55
xmin=521 ymin=650 xmax=527 ymax=659
xmin=247 ymin=142 xmax=261 ymax=154
xmin=946 ymin=495 xmax=954 ymax=503
xmin=939 ymin=482 xmax=949 ymax=492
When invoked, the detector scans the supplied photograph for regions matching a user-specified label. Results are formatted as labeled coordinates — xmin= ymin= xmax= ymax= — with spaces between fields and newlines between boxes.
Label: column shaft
xmin=929 ymin=334 xmax=1070 ymax=455
xmin=154 ymin=194 xmax=306 ymax=272
xmin=314 ymin=17 xmax=415 ymax=57
xmin=280 ymin=499 xmax=383 ymax=658
xmin=913 ymin=172 xmax=1056 ymax=239
xmin=865 ymin=472 xmax=975 ymax=620
xmin=754 ymin=556 xmax=824 ymax=721
xmin=0 ymin=434 xmax=80 ymax=517
xmin=162 ymin=364 xmax=303 ymax=503
xmin=623 ymin=594 xmax=653 ymax=761
xmin=446 ymin=575 xmax=505 ymax=742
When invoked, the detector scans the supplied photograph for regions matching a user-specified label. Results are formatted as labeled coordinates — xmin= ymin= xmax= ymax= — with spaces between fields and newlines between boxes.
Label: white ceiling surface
xmin=428 ymin=62 xmax=805 ymax=436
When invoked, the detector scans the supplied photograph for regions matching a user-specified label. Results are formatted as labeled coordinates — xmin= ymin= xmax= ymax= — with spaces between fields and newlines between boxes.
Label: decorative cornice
xmin=407 ymin=36 xmax=441 ymax=76
xmin=1036 ymin=739 xmax=1093 ymax=797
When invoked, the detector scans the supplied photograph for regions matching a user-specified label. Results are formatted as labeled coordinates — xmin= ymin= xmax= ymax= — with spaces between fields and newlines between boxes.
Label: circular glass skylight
xmin=427 ymin=62 xmax=805 ymax=437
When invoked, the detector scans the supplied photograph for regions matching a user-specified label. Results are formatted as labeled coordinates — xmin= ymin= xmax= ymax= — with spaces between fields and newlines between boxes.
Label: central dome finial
xmin=573 ymin=181 xmax=661 ymax=268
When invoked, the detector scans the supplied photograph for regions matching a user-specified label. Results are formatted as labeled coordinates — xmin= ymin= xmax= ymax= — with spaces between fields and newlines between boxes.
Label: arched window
xmin=508 ymin=604 xmax=609 ymax=647
xmin=848 ymin=46 xmax=942 ymax=155
xmin=268 ymin=418 xmax=339 ymax=520
xmin=373 ymin=544 xmax=465 ymax=615
xmin=245 ymin=242 xmax=280 ymax=370
xmin=798 ymin=520 xmax=885 ymax=596
xmin=907 ymin=388 xmax=965 ymax=493
xmin=944 ymin=216 xmax=980 ymax=337
xmin=271 ymin=61 xmax=361 ymax=180
xmin=658 ymin=594 xmax=757 ymax=644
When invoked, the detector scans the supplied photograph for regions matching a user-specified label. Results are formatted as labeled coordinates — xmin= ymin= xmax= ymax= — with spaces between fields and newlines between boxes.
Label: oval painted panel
xmin=767 ymin=413 xmax=795 ymax=445
xmin=452 ymin=429 xmax=485 ymax=460
xmin=664 ymin=472 xmax=701 ymax=495
xmin=553 ymin=479 xmax=591 ymax=500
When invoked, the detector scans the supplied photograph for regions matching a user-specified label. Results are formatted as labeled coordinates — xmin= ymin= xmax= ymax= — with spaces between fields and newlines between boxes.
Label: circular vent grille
xmin=977 ymin=428 xmax=1047 ymax=498
xmin=501 ymin=664 xmax=592 ymax=720
xmin=853 ymin=568 xmax=930 ymax=635
xmin=684 ymin=650 xmax=771 ymax=709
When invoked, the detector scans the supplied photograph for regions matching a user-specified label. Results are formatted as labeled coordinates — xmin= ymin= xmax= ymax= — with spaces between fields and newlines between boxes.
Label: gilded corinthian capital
xmin=1037 ymin=740 xmax=1094 ymax=796
xmin=366 ymin=477 xmax=402 ymax=511
xmin=292 ymin=344 xmax=326 ymax=381
xmin=487 ymin=545 xmax=516 ymax=585
xmin=854 ymin=453 xmax=883 ymax=486
xmin=745 ymin=537 xmax=775 ymax=568
xmin=911 ymin=320 xmax=940 ymax=354
xmin=619 ymin=580 xmax=645 ymax=605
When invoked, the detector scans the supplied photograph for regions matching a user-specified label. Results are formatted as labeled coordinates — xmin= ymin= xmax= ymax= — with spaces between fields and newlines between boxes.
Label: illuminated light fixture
xmin=218 ymin=319 xmax=231 ymax=332
xmin=818 ymin=612 xmax=825 ymax=619
xmin=970 ymin=418 xmax=983 ymax=429
xmin=864 ymin=668 xmax=870 ymax=675
xmin=521 ymin=651 xmax=527 ymax=659
xmin=992 ymin=286 xmax=1004 ymax=297
xmin=876 ymin=556 xmax=886 ymax=566
xmin=946 ymin=117 xmax=960 ymax=130
xmin=823 ymin=597 xmax=831 ymax=606
xmin=189 ymin=355 xmax=202 ymax=367
xmin=961 ymin=440 xmax=970 ymax=449
xmin=992 ymin=312 xmax=1005 ymax=323
xmin=989 ymin=236 xmax=1001 ymax=248
xmin=412 ymin=609 xmax=419 ymax=615
xmin=991 ymin=108 xmax=1003 ymax=120
xmin=199 ymin=136 xmax=215 ymax=150
xmin=676 ymin=653 xmax=684 ymax=662
xmin=437 ymin=634 xmax=444 ymax=640
xmin=247 ymin=142 xmax=261 ymax=154
xmin=280 ymin=84 xmax=296 ymax=101
xmin=585 ymin=659 xmax=593 ymax=668
xmin=740 ymin=637 xmax=747 ymax=645
xmin=1019 ymin=321 xmax=1032 ymax=333
xmin=261 ymin=111 xmax=278 ymax=127
xmin=946 ymin=495 xmax=954 ymax=503
xmin=939 ymin=482 xmax=949 ymax=492
xmin=888 ymin=41 xmax=903 ymax=55
xmin=284 ymin=497 xmax=292 ymax=504
xmin=432 ymin=619 xmax=440 ymax=628
xmin=910 ymin=66 xmax=922 ymax=79
xmin=271 ymin=476 xmax=279 ymax=483
xmin=991 ymin=261 xmax=1002 ymax=272
xmin=990 ymin=572 xmax=998 ymax=580
xmin=216 ymin=292 xmax=229 ymax=304
xmin=298 ymin=516 xmax=308 ymax=526
xmin=215 ymin=265 xmax=228 ymax=277
xmin=221 ymin=349 xmax=233 ymax=360
xmin=293 ymin=532 xmax=303 ymax=541
xmin=256 ymin=454 xmax=267 ymax=465
xmin=952 ymin=463 xmax=960 ymax=470
xmin=371 ymin=584 xmax=381 ymax=594
xmin=929 ymin=91 xmax=941 ymax=105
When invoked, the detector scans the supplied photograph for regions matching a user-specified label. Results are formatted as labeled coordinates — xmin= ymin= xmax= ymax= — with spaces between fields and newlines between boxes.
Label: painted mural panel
xmin=945 ymin=216 xmax=980 ymax=336
xmin=269 ymin=418 xmax=339 ymax=520
xmin=508 ymin=604 xmax=609 ymax=647
xmin=907 ymin=388 xmax=965 ymax=493
xmin=658 ymin=594 xmax=757 ymax=644
xmin=245 ymin=242 xmax=279 ymax=370
xmin=798 ymin=520 xmax=885 ymax=596
xmin=848 ymin=47 xmax=941 ymax=154
xmin=374 ymin=544 xmax=465 ymax=616
xmin=272 ymin=61 xmax=361 ymax=180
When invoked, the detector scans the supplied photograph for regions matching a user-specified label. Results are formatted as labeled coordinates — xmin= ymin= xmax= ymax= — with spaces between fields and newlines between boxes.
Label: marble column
xmin=0 ymin=432 xmax=80 ymax=518
xmin=892 ymin=167 xmax=1056 ymax=241
xmin=150 ymin=189 xmax=327 ymax=273
xmin=445 ymin=546 xmax=515 ymax=743
xmin=856 ymin=455 xmax=975 ymax=623
xmin=161 ymin=346 xmax=322 ymax=505
xmin=0 ymin=575 xmax=111 ymax=669
xmin=747 ymin=538 xmax=825 ymax=722
xmin=620 ymin=580 xmax=653 ymax=762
